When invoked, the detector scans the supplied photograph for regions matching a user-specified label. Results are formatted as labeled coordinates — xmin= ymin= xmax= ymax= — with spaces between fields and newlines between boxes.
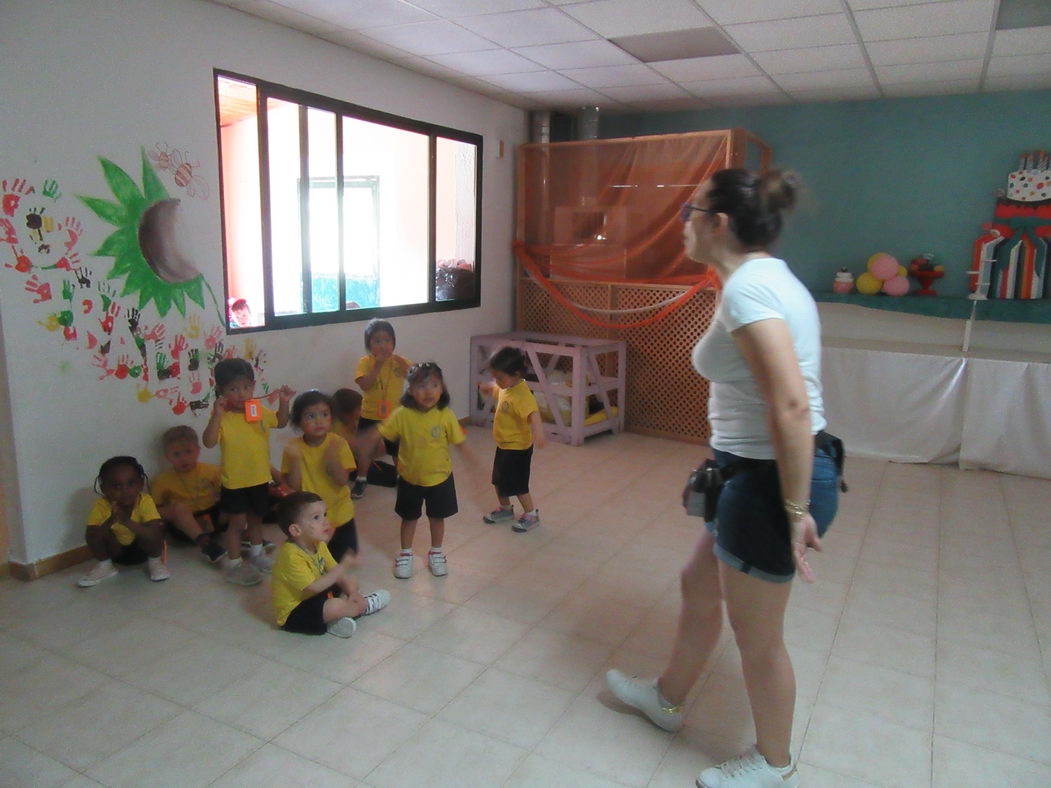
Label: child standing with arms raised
xmin=353 ymin=319 xmax=410 ymax=498
xmin=379 ymin=362 xmax=467 ymax=579
xmin=282 ymin=390 xmax=359 ymax=561
xmin=479 ymin=346 xmax=546 ymax=532
xmin=203 ymin=358 xmax=293 ymax=586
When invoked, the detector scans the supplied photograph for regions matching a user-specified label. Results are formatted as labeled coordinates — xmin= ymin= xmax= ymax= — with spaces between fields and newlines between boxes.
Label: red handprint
xmin=100 ymin=302 xmax=120 ymax=334
xmin=169 ymin=334 xmax=187 ymax=360
xmin=6 ymin=246 xmax=31 ymax=273
xmin=58 ymin=217 xmax=83 ymax=252
xmin=204 ymin=326 xmax=223 ymax=350
xmin=0 ymin=218 xmax=17 ymax=246
xmin=190 ymin=374 xmax=202 ymax=395
xmin=63 ymin=325 xmax=77 ymax=342
xmin=48 ymin=251 xmax=80 ymax=272
xmin=24 ymin=275 xmax=52 ymax=303
xmin=1 ymin=179 xmax=34 ymax=218
xmin=114 ymin=354 xmax=132 ymax=380
xmin=91 ymin=351 xmax=113 ymax=379
xmin=144 ymin=323 xmax=167 ymax=343
xmin=171 ymin=393 xmax=188 ymax=416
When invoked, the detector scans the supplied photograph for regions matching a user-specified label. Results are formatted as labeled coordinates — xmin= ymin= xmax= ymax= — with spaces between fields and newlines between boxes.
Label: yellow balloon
xmin=897 ymin=265 xmax=907 ymax=277
xmin=856 ymin=272 xmax=882 ymax=295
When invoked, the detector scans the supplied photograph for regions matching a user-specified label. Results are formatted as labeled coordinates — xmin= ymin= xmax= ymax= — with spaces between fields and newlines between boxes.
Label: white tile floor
xmin=1 ymin=428 xmax=1050 ymax=787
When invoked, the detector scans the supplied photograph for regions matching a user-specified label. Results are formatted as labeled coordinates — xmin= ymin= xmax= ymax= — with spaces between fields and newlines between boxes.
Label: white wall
xmin=0 ymin=0 xmax=526 ymax=563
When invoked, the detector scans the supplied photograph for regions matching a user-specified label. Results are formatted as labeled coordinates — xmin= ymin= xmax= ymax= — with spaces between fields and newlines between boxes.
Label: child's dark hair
xmin=290 ymin=389 xmax=333 ymax=429
xmin=488 ymin=346 xmax=528 ymax=377
xmin=364 ymin=318 xmax=395 ymax=349
xmin=94 ymin=455 xmax=148 ymax=495
xmin=400 ymin=361 xmax=450 ymax=410
xmin=162 ymin=425 xmax=199 ymax=449
xmin=213 ymin=357 xmax=255 ymax=394
xmin=275 ymin=491 xmax=323 ymax=536
xmin=333 ymin=388 xmax=362 ymax=422
xmin=705 ymin=168 xmax=800 ymax=249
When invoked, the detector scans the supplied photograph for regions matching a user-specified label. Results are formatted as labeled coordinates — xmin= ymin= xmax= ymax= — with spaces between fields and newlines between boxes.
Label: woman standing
xmin=606 ymin=169 xmax=839 ymax=788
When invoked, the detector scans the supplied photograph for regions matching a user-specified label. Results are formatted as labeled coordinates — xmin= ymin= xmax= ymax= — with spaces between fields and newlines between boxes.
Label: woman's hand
xmin=790 ymin=512 xmax=822 ymax=583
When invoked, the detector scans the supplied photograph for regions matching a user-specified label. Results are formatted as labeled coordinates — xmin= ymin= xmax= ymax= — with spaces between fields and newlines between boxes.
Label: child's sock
xmin=399 ymin=548 xmax=413 ymax=557
xmin=525 ymin=509 xmax=538 ymax=517
xmin=248 ymin=543 xmax=263 ymax=557
xmin=428 ymin=547 xmax=444 ymax=556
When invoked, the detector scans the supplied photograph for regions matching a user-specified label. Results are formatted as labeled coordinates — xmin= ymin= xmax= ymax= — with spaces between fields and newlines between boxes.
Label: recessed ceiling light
xmin=610 ymin=27 xmax=738 ymax=63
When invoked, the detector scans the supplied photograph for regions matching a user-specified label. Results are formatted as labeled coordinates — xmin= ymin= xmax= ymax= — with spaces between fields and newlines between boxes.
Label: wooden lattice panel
xmin=517 ymin=277 xmax=717 ymax=443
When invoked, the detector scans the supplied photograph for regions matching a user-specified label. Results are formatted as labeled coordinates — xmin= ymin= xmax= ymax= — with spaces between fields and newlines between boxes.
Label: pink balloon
xmin=882 ymin=275 xmax=910 ymax=296
xmin=869 ymin=253 xmax=899 ymax=281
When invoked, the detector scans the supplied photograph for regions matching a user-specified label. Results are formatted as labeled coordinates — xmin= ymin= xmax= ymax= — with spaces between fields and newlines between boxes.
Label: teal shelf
xmin=812 ymin=292 xmax=1051 ymax=325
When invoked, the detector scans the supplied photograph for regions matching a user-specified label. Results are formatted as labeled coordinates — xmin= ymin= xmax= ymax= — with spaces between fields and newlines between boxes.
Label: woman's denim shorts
xmin=704 ymin=445 xmax=839 ymax=583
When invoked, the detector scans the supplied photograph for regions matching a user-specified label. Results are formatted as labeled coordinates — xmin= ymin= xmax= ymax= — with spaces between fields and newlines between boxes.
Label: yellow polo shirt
xmin=493 ymin=380 xmax=539 ymax=450
xmin=218 ymin=406 xmax=277 ymax=489
xmin=86 ymin=494 xmax=162 ymax=546
xmin=151 ymin=463 xmax=222 ymax=512
xmin=378 ymin=405 xmax=465 ymax=487
xmin=271 ymin=540 xmax=336 ymax=626
xmin=281 ymin=434 xmax=356 ymax=525
xmin=355 ymin=354 xmax=411 ymax=420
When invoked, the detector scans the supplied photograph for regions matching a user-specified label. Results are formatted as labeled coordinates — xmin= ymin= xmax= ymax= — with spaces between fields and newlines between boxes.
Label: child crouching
xmin=271 ymin=492 xmax=390 ymax=637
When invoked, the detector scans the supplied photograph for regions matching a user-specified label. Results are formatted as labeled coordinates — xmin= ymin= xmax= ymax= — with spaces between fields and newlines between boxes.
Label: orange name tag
xmin=244 ymin=399 xmax=262 ymax=422
xmin=377 ymin=400 xmax=390 ymax=419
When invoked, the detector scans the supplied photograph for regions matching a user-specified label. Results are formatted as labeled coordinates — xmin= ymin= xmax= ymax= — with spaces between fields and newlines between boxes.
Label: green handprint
xmin=62 ymin=279 xmax=74 ymax=303
xmin=42 ymin=179 xmax=61 ymax=200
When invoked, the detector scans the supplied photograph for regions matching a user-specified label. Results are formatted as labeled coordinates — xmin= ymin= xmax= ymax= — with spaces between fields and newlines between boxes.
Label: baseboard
xmin=9 ymin=545 xmax=92 ymax=582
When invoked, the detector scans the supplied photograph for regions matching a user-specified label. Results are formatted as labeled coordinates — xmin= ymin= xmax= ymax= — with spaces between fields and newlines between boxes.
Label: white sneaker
xmin=77 ymin=560 xmax=118 ymax=588
xmin=605 ymin=669 xmax=683 ymax=732
xmin=697 ymin=747 xmax=799 ymax=788
xmin=427 ymin=550 xmax=448 ymax=577
xmin=394 ymin=552 xmax=413 ymax=579
xmin=147 ymin=556 xmax=171 ymax=582
xmin=248 ymin=551 xmax=273 ymax=574
xmin=361 ymin=589 xmax=391 ymax=616
xmin=223 ymin=558 xmax=262 ymax=586
xmin=327 ymin=616 xmax=357 ymax=638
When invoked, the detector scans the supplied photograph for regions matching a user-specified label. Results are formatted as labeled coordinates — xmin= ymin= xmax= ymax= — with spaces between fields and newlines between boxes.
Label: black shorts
xmin=112 ymin=541 xmax=150 ymax=565
xmin=219 ymin=483 xmax=271 ymax=518
xmin=328 ymin=519 xmax=358 ymax=562
xmin=281 ymin=589 xmax=332 ymax=636
xmin=358 ymin=417 xmax=399 ymax=459
xmin=165 ymin=503 xmax=222 ymax=543
xmin=395 ymin=474 xmax=458 ymax=521
xmin=491 ymin=446 xmax=533 ymax=498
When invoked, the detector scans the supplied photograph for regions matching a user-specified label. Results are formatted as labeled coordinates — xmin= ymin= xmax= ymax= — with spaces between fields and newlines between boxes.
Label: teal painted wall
xmin=601 ymin=90 xmax=1051 ymax=296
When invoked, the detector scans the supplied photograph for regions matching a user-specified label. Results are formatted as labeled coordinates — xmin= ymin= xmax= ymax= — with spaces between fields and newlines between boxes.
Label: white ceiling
xmin=209 ymin=0 xmax=1051 ymax=112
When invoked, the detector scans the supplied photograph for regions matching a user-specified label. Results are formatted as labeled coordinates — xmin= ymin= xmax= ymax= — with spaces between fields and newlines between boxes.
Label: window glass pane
xmin=342 ymin=116 xmax=428 ymax=308
xmin=307 ymin=107 xmax=338 ymax=313
xmin=267 ymin=97 xmax=303 ymax=316
xmin=435 ymin=137 xmax=478 ymax=302
xmin=217 ymin=76 xmax=263 ymax=328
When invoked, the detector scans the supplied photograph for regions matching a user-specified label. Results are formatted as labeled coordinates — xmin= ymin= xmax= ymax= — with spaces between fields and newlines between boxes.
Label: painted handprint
xmin=73 ymin=267 xmax=91 ymax=288
xmin=0 ymin=218 xmax=17 ymax=246
xmin=186 ymin=314 xmax=202 ymax=339
xmin=7 ymin=246 xmax=31 ymax=273
xmin=189 ymin=397 xmax=210 ymax=414
xmin=169 ymin=334 xmax=187 ymax=360
xmin=126 ymin=307 xmax=141 ymax=335
xmin=99 ymin=302 xmax=120 ymax=334
xmin=24 ymin=275 xmax=52 ymax=303
xmin=144 ymin=323 xmax=166 ymax=343
xmin=42 ymin=179 xmax=61 ymax=201
xmin=156 ymin=352 xmax=171 ymax=380
xmin=208 ymin=340 xmax=225 ymax=367
xmin=2 ymin=178 xmax=34 ymax=218
xmin=58 ymin=217 xmax=83 ymax=252
xmin=204 ymin=325 xmax=223 ymax=350
xmin=45 ymin=251 xmax=80 ymax=272
xmin=187 ymin=347 xmax=200 ymax=372
xmin=114 ymin=354 xmax=133 ymax=380
xmin=61 ymin=279 xmax=75 ymax=303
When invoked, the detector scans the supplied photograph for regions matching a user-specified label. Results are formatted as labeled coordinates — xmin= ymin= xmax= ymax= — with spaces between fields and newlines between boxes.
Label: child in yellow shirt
xmin=78 ymin=456 xmax=169 ymax=587
xmin=202 ymin=358 xmax=293 ymax=586
xmin=282 ymin=390 xmax=358 ymax=561
xmin=378 ymin=362 xmax=469 ymax=580
xmin=271 ymin=492 xmax=389 ymax=637
xmin=151 ymin=425 xmax=225 ymax=563
xmin=353 ymin=319 xmax=409 ymax=498
xmin=479 ymin=346 xmax=546 ymax=532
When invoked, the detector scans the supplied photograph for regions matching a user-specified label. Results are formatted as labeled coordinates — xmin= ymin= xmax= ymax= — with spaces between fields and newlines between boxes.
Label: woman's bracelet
xmin=783 ymin=498 xmax=810 ymax=521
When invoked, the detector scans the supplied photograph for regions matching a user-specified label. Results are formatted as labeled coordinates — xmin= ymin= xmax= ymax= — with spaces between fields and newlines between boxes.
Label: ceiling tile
xmin=597 ymin=83 xmax=690 ymax=101
xmin=558 ymin=64 xmax=669 ymax=87
xmin=787 ymin=84 xmax=882 ymax=102
xmin=697 ymin=0 xmax=843 ymax=25
xmin=986 ymin=51 xmax=1051 ymax=76
xmin=392 ymin=55 xmax=469 ymax=81
xmin=456 ymin=8 xmax=597 ymax=47
xmin=752 ymin=44 xmax=865 ymax=74
xmin=520 ymin=87 xmax=623 ymax=107
xmin=649 ymin=53 xmax=761 ymax=81
xmin=865 ymin=32 xmax=989 ymax=65
xmin=992 ymin=25 xmax=1051 ymax=57
xmin=407 ymin=0 xmax=546 ymax=16
xmin=854 ymin=0 xmax=996 ymax=41
xmin=625 ymin=96 xmax=713 ymax=111
xmin=359 ymin=20 xmax=495 ymax=55
xmin=882 ymin=78 xmax=981 ymax=97
xmin=847 ymin=0 xmax=956 ymax=9
xmin=725 ymin=14 xmax=856 ymax=52
xmin=611 ymin=27 xmax=738 ymax=62
xmin=876 ymin=58 xmax=984 ymax=83
xmin=983 ymin=72 xmax=1051 ymax=91
xmin=706 ymin=92 xmax=794 ymax=107
xmin=427 ymin=49 xmax=545 ymax=75
xmin=482 ymin=70 xmax=584 ymax=92
xmin=774 ymin=68 xmax=876 ymax=90
xmin=250 ymin=1 xmax=341 ymax=34
xmin=321 ymin=29 xmax=412 ymax=58
xmin=682 ymin=75 xmax=781 ymax=97
xmin=274 ymin=0 xmax=435 ymax=28
xmin=558 ymin=0 xmax=714 ymax=38
xmin=512 ymin=39 xmax=639 ymax=69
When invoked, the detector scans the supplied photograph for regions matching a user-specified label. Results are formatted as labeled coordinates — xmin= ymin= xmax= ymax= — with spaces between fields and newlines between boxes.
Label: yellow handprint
xmin=186 ymin=314 xmax=201 ymax=340
xmin=242 ymin=337 xmax=257 ymax=360
xmin=137 ymin=385 xmax=154 ymax=403
xmin=38 ymin=314 xmax=61 ymax=331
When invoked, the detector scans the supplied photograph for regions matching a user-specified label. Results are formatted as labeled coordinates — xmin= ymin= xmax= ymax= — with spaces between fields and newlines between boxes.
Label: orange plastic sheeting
xmin=514 ymin=242 xmax=716 ymax=330
xmin=517 ymin=132 xmax=731 ymax=283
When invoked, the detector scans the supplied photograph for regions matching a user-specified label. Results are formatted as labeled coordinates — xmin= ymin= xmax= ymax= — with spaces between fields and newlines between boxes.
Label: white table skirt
xmin=822 ymin=341 xmax=1051 ymax=478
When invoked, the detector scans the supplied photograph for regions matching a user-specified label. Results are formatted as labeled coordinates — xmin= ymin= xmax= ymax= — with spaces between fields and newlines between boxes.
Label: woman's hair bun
xmin=759 ymin=169 xmax=800 ymax=213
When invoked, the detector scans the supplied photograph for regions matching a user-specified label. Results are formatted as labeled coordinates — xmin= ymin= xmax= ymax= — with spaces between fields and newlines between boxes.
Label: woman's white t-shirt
xmin=692 ymin=256 xmax=825 ymax=460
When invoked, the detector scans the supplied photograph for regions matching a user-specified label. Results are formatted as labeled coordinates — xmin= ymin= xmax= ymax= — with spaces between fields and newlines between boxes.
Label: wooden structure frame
xmin=470 ymin=331 xmax=626 ymax=446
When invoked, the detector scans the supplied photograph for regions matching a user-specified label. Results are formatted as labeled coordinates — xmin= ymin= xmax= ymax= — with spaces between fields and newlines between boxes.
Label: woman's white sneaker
xmin=605 ymin=669 xmax=683 ymax=732
xmin=697 ymin=746 xmax=799 ymax=788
